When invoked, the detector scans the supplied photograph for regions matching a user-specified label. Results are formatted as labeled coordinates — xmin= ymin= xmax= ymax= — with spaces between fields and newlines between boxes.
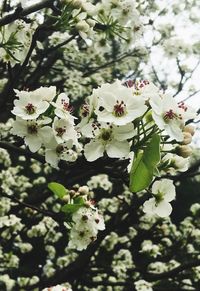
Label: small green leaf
xmin=48 ymin=182 xmax=68 ymax=199
xmin=61 ymin=204 xmax=82 ymax=214
xmin=74 ymin=196 xmax=85 ymax=205
xmin=129 ymin=134 xmax=160 ymax=192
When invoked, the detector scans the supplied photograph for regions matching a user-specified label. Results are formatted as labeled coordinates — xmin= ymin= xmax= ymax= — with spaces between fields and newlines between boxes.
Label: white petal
xmin=106 ymin=140 xmax=130 ymax=158
xmin=113 ymin=123 xmax=136 ymax=141
xmin=155 ymin=201 xmax=172 ymax=217
xmin=39 ymin=126 xmax=53 ymax=143
xmin=143 ymin=198 xmax=156 ymax=215
xmin=45 ymin=149 xmax=59 ymax=167
xmin=11 ymin=118 xmax=27 ymax=137
xmin=36 ymin=101 xmax=50 ymax=114
xmin=25 ymin=135 xmax=41 ymax=152
xmin=84 ymin=140 xmax=104 ymax=161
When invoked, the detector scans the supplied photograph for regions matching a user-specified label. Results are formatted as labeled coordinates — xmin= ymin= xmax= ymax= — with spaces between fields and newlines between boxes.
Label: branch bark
xmin=0 ymin=0 xmax=54 ymax=26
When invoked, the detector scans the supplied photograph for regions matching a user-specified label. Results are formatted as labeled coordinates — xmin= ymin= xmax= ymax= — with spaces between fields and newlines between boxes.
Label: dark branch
xmin=0 ymin=0 xmax=54 ymax=26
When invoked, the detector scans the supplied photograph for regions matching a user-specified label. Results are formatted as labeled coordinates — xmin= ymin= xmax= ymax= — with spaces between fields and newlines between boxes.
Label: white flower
xmin=45 ymin=138 xmax=78 ymax=168
xmin=78 ymin=93 xmax=98 ymax=128
xmin=68 ymin=206 xmax=105 ymax=251
xmin=32 ymin=86 xmax=56 ymax=102
xmin=42 ymin=285 xmax=72 ymax=291
xmin=135 ymin=279 xmax=153 ymax=291
xmin=94 ymin=80 xmax=147 ymax=126
xmin=125 ymin=79 xmax=160 ymax=101
xmin=82 ymin=121 xmax=136 ymax=161
xmin=72 ymin=207 xmax=105 ymax=232
xmin=52 ymin=117 xmax=78 ymax=144
xmin=12 ymin=88 xmax=53 ymax=120
xmin=161 ymin=153 xmax=189 ymax=175
xmin=51 ymin=93 xmax=75 ymax=123
xmin=143 ymin=179 xmax=176 ymax=218
xmin=150 ymin=93 xmax=184 ymax=141
xmin=12 ymin=117 xmax=53 ymax=152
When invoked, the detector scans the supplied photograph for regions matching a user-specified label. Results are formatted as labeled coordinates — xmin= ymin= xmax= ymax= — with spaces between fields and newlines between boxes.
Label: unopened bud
xmin=184 ymin=125 xmax=195 ymax=136
xmin=86 ymin=19 xmax=95 ymax=27
xmin=79 ymin=186 xmax=89 ymax=195
xmin=181 ymin=132 xmax=192 ymax=145
xmin=72 ymin=0 xmax=82 ymax=8
xmin=176 ymin=145 xmax=193 ymax=158
xmin=76 ymin=20 xmax=90 ymax=32
xmin=145 ymin=110 xmax=153 ymax=123
xmin=69 ymin=190 xmax=76 ymax=197
xmin=62 ymin=195 xmax=69 ymax=203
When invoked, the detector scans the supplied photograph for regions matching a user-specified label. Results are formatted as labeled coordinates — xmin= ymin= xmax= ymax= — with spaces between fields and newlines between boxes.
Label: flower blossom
xmin=51 ymin=93 xmax=75 ymax=123
xmin=12 ymin=87 xmax=56 ymax=120
xmin=68 ymin=206 xmax=105 ymax=251
xmin=143 ymin=179 xmax=176 ymax=218
xmin=11 ymin=117 xmax=53 ymax=153
xmin=52 ymin=117 xmax=78 ymax=144
xmin=150 ymin=94 xmax=185 ymax=141
xmin=82 ymin=121 xmax=136 ymax=161
xmin=94 ymin=80 xmax=147 ymax=126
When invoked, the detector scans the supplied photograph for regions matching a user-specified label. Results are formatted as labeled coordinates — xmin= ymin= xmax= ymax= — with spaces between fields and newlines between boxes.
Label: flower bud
xmin=72 ymin=0 xmax=83 ymax=8
xmin=86 ymin=19 xmax=95 ymax=28
xmin=76 ymin=20 xmax=90 ymax=32
xmin=79 ymin=185 xmax=89 ymax=195
xmin=69 ymin=190 xmax=76 ymax=197
xmin=145 ymin=110 xmax=153 ymax=123
xmin=184 ymin=125 xmax=195 ymax=136
xmin=62 ymin=195 xmax=70 ymax=203
xmin=176 ymin=145 xmax=193 ymax=158
xmin=181 ymin=132 xmax=192 ymax=145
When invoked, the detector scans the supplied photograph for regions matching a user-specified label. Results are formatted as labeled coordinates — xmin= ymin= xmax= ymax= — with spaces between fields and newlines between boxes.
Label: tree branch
xmin=0 ymin=0 xmax=55 ymax=26
xmin=144 ymin=259 xmax=200 ymax=281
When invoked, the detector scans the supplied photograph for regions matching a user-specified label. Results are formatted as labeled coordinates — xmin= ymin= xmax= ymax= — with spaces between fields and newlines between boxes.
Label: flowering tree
xmin=0 ymin=0 xmax=200 ymax=290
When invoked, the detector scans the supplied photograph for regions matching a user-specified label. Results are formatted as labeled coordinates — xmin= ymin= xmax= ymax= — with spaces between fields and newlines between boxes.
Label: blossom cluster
xmin=68 ymin=206 xmax=105 ymax=251
xmin=60 ymin=0 xmax=143 ymax=45
xmin=0 ymin=19 xmax=36 ymax=66
xmin=11 ymin=86 xmax=80 ymax=167
xmin=11 ymin=78 xmax=197 ymax=219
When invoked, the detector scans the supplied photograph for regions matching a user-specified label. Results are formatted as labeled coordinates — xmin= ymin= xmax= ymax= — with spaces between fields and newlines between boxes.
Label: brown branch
xmin=1 ymin=192 xmax=62 ymax=222
xmin=82 ymin=49 xmax=142 ymax=77
xmin=144 ymin=259 xmax=200 ymax=281
xmin=0 ymin=0 xmax=54 ymax=26
xmin=0 ymin=141 xmax=46 ymax=163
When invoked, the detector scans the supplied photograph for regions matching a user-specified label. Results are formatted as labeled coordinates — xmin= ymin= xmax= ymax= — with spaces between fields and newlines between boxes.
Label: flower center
xmin=163 ymin=109 xmax=182 ymax=122
xmin=55 ymin=127 xmax=66 ymax=137
xmin=56 ymin=144 xmax=64 ymax=154
xmin=113 ymin=100 xmax=126 ymax=117
xmin=80 ymin=103 xmax=90 ymax=117
xmin=61 ymin=99 xmax=73 ymax=113
xmin=100 ymin=128 xmax=112 ymax=142
xmin=25 ymin=103 xmax=36 ymax=115
xmin=27 ymin=124 xmax=38 ymax=134
xmin=154 ymin=191 xmax=164 ymax=206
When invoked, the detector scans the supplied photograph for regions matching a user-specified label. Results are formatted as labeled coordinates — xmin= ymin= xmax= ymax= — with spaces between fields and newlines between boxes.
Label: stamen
xmin=113 ymin=100 xmax=126 ymax=117
xmin=61 ymin=99 xmax=73 ymax=113
xmin=27 ymin=124 xmax=38 ymax=134
xmin=163 ymin=109 xmax=178 ymax=121
xmin=55 ymin=127 xmax=66 ymax=137
xmin=25 ymin=103 xmax=36 ymax=115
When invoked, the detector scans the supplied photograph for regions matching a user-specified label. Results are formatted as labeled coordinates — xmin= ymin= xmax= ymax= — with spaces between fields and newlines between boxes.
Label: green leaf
xmin=129 ymin=134 xmax=160 ymax=192
xmin=48 ymin=182 xmax=68 ymax=199
xmin=74 ymin=196 xmax=85 ymax=205
xmin=61 ymin=204 xmax=83 ymax=214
